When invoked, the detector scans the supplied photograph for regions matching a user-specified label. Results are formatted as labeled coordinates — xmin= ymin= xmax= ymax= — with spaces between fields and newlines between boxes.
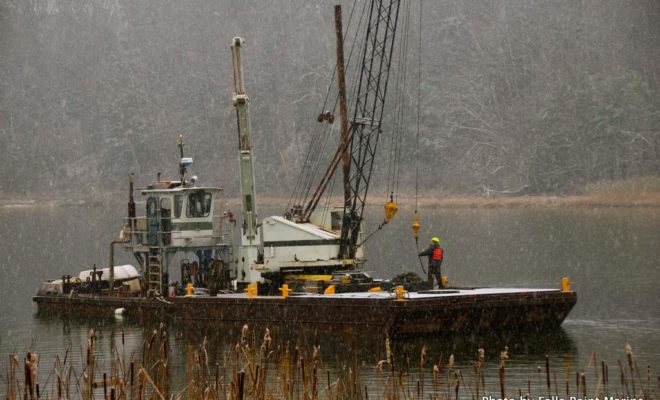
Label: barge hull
xmin=33 ymin=288 xmax=576 ymax=335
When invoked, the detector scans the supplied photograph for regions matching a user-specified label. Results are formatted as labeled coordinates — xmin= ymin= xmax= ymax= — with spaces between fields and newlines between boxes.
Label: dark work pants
xmin=428 ymin=263 xmax=443 ymax=287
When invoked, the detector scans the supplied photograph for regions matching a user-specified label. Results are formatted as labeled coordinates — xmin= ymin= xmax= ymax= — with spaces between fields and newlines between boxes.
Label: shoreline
xmin=2 ymin=192 xmax=660 ymax=209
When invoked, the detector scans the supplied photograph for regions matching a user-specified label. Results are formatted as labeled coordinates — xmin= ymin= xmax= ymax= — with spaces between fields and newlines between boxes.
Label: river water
xmin=0 ymin=202 xmax=658 ymax=398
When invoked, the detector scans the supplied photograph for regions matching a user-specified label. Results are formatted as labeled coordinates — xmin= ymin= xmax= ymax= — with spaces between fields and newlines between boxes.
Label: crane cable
xmin=386 ymin=0 xmax=412 ymax=205
xmin=286 ymin=0 xmax=366 ymax=216
xmin=359 ymin=0 xmax=416 ymax=249
xmin=413 ymin=0 xmax=425 ymax=275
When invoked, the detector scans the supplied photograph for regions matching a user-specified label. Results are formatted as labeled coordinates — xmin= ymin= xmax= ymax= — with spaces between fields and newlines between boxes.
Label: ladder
xmin=147 ymin=251 xmax=163 ymax=296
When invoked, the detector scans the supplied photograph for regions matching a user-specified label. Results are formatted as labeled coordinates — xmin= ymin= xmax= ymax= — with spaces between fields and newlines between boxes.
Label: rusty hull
xmin=33 ymin=289 xmax=576 ymax=335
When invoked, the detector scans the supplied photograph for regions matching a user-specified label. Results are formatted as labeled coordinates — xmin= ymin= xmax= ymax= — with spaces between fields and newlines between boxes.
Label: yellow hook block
xmin=279 ymin=284 xmax=291 ymax=299
xmin=412 ymin=211 xmax=420 ymax=239
xmin=384 ymin=200 xmax=398 ymax=223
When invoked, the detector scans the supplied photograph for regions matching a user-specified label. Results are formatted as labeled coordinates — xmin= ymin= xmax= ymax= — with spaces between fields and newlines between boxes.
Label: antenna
xmin=178 ymin=134 xmax=193 ymax=184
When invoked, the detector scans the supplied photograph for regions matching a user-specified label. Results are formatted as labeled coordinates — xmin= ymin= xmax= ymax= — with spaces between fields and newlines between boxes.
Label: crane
xmin=231 ymin=37 xmax=261 ymax=284
xmin=300 ymin=0 xmax=403 ymax=260
xmin=232 ymin=0 xmax=404 ymax=290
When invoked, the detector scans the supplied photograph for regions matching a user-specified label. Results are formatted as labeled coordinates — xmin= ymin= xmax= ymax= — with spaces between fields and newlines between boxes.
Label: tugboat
xmin=33 ymin=1 xmax=576 ymax=334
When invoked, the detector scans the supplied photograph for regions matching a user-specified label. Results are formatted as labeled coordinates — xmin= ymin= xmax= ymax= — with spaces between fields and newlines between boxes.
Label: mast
xmin=335 ymin=5 xmax=352 ymax=212
xmin=231 ymin=37 xmax=259 ymax=245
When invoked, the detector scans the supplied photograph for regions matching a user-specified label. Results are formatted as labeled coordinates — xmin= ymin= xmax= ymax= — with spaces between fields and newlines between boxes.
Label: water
xmin=0 ymin=203 xmax=659 ymax=397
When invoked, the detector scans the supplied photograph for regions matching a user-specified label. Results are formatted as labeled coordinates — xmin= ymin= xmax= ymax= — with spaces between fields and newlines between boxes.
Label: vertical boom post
xmin=232 ymin=37 xmax=259 ymax=244
xmin=231 ymin=37 xmax=261 ymax=285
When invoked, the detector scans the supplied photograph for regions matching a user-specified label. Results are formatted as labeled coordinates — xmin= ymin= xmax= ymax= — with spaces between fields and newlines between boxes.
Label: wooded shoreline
xmin=2 ymin=192 xmax=660 ymax=210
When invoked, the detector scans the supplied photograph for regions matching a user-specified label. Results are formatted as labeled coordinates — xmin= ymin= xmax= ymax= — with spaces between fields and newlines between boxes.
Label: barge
xmin=32 ymin=2 xmax=576 ymax=334
xmin=34 ymin=289 xmax=576 ymax=335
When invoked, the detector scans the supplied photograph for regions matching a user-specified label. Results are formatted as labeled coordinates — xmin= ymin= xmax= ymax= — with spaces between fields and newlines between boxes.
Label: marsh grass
xmin=2 ymin=326 xmax=658 ymax=400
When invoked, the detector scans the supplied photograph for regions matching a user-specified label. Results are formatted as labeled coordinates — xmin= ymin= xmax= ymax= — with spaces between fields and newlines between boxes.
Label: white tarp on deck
xmin=79 ymin=264 xmax=139 ymax=282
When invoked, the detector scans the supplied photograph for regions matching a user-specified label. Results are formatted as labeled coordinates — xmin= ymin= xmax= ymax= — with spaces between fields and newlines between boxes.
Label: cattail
xmin=454 ymin=370 xmax=461 ymax=400
xmin=148 ymin=329 xmax=157 ymax=351
xmin=312 ymin=344 xmax=320 ymax=361
xmin=626 ymin=344 xmax=638 ymax=397
xmin=580 ymin=372 xmax=587 ymax=398
xmin=545 ymin=354 xmax=551 ymax=391
xmin=262 ymin=328 xmax=272 ymax=354
xmin=62 ymin=346 xmax=69 ymax=367
xmin=103 ymin=372 xmax=108 ymax=399
xmin=419 ymin=345 xmax=427 ymax=397
xmin=500 ymin=346 xmax=509 ymax=367
xmin=626 ymin=344 xmax=634 ymax=371
xmin=499 ymin=348 xmax=508 ymax=400
xmin=385 ymin=337 xmax=392 ymax=366
xmin=241 ymin=324 xmax=249 ymax=345
xmin=27 ymin=351 xmax=38 ymax=399
xmin=420 ymin=345 xmax=427 ymax=367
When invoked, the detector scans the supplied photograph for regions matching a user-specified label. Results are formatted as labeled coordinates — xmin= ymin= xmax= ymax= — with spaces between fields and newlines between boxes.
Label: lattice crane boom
xmin=339 ymin=0 xmax=402 ymax=259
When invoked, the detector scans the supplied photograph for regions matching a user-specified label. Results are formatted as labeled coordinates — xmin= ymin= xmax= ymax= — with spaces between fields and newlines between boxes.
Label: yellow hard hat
xmin=431 ymin=237 xmax=440 ymax=243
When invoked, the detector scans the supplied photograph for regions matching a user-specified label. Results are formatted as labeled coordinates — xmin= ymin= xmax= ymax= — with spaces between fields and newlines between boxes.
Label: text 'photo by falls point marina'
xmin=1 ymin=1 xmax=659 ymax=399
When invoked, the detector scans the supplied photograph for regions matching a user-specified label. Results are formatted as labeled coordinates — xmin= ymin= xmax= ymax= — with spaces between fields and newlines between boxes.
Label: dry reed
xmin=2 ymin=327 xmax=658 ymax=400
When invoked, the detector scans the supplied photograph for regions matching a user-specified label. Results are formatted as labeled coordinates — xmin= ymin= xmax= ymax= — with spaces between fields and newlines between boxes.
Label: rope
xmin=414 ymin=0 xmax=423 ymax=214
xmin=286 ymin=0 xmax=366 ymax=216
xmin=394 ymin=0 xmax=413 ymax=199
xmin=414 ymin=0 xmax=425 ymax=277
xmin=415 ymin=237 xmax=426 ymax=275
xmin=355 ymin=219 xmax=387 ymax=249
xmin=386 ymin=0 xmax=412 ymax=202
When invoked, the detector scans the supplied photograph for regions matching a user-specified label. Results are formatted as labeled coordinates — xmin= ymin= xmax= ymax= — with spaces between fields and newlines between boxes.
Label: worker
xmin=419 ymin=237 xmax=444 ymax=288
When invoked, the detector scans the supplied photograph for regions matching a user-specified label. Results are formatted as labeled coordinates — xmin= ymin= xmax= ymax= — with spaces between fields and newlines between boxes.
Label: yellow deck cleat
xmin=394 ymin=285 xmax=407 ymax=301
xmin=279 ymin=284 xmax=291 ymax=299
xmin=244 ymin=282 xmax=258 ymax=298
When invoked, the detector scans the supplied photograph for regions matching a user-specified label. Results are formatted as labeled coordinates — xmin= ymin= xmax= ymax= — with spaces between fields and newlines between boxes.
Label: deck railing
xmin=121 ymin=216 xmax=232 ymax=250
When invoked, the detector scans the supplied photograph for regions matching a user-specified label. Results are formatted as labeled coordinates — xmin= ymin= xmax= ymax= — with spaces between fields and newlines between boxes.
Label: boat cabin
xmin=137 ymin=186 xmax=222 ymax=248
xmin=121 ymin=183 xmax=231 ymax=295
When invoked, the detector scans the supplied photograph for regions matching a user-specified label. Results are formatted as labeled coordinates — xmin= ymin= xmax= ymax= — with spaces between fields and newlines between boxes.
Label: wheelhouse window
xmin=186 ymin=190 xmax=212 ymax=218
xmin=160 ymin=198 xmax=171 ymax=218
xmin=173 ymin=195 xmax=183 ymax=218
xmin=146 ymin=197 xmax=158 ymax=218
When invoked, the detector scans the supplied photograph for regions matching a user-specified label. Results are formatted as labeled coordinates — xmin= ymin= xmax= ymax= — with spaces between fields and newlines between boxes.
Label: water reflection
xmin=22 ymin=314 xmax=585 ymax=398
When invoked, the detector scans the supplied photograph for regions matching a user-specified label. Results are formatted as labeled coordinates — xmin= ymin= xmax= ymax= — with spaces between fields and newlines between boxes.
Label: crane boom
xmin=231 ymin=37 xmax=259 ymax=244
xmin=339 ymin=0 xmax=402 ymax=259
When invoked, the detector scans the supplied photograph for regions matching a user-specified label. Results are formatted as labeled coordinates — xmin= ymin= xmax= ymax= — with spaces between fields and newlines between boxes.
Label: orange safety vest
xmin=432 ymin=247 xmax=443 ymax=261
